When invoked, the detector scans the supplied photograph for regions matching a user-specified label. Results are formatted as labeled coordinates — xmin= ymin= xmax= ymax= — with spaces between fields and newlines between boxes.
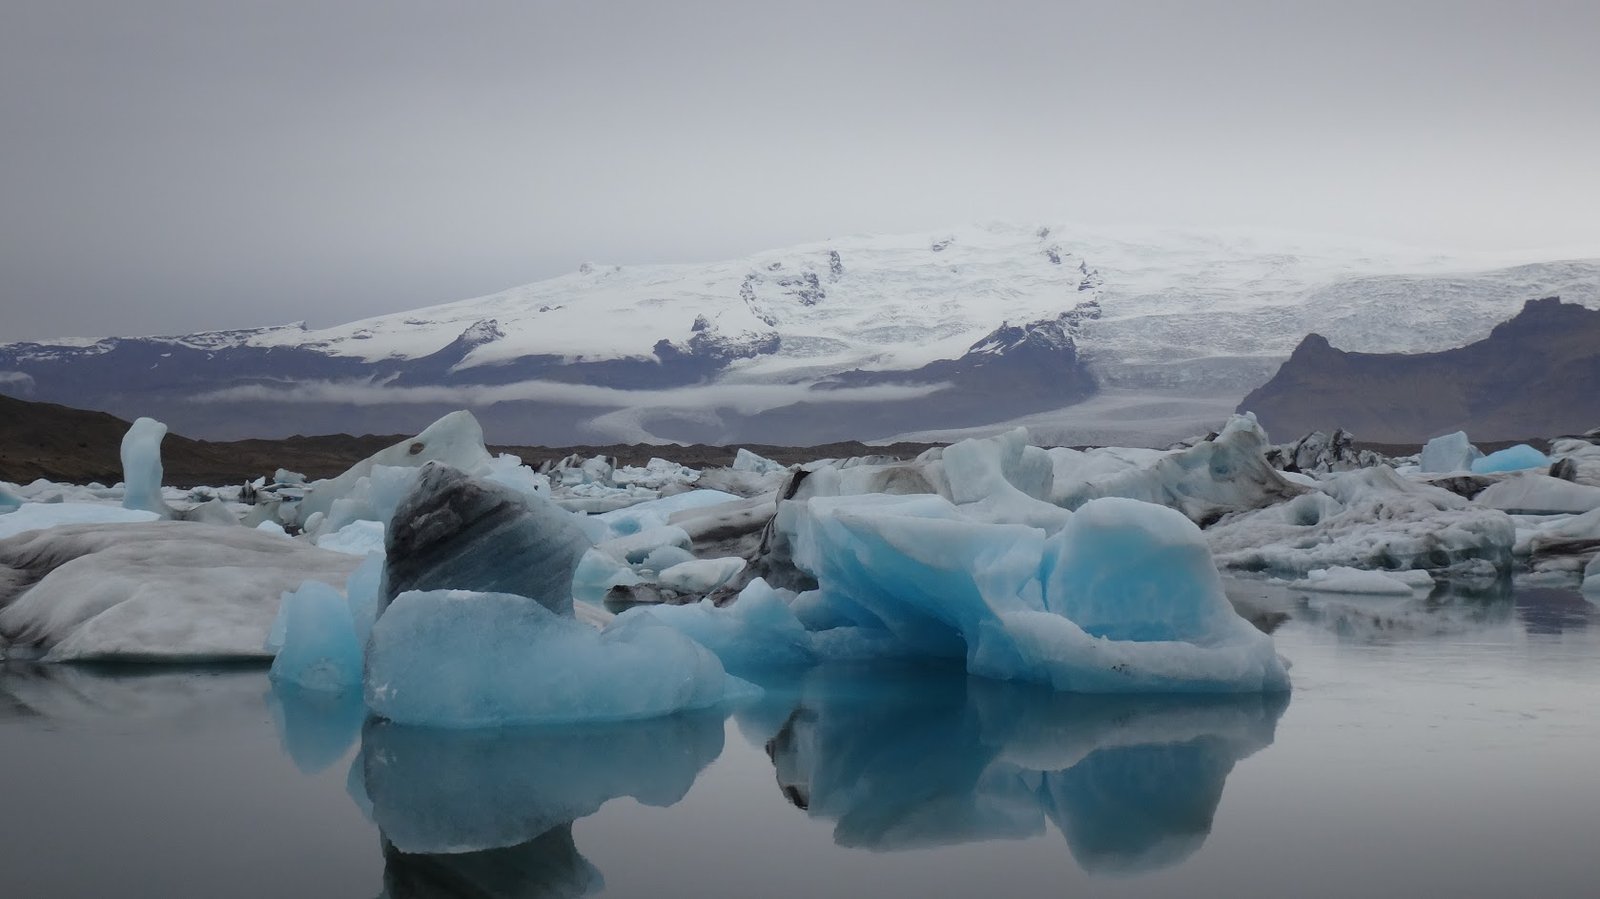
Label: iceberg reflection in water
xmin=264 ymin=663 xmax=1287 ymax=892
xmin=747 ymin=665 xmax=1288 ymax=874
xmin=350 ymin=709 xmax=726 ymax=897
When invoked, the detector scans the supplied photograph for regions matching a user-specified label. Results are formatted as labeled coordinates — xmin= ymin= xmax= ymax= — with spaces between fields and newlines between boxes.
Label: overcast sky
xmin=3 ymin=0 xmax=1597 ymax=341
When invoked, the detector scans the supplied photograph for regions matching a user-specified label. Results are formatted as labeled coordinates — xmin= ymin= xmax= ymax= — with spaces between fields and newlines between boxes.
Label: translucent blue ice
xmin=618 ymin=579 xmax=817 ymax=672
xmin=780 ymin=494 xmax=1289 ymax=693
xmin=364 ymin=589 xmax=757 ymax=728
xmin=119 ymin=417 xmax=170 ymax=516
xmin=1420 ymin=430 xmax=1481 ymax=473
xmin=267 ymin=580 xmax=364 ymax=693
xmin=1471 ymin=443 xmax=1549 ymax=474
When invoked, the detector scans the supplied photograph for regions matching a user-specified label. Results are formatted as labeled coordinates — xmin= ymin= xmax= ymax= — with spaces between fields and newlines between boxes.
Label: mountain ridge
xmin=3 ymin=223 xmax=1598 ymax=445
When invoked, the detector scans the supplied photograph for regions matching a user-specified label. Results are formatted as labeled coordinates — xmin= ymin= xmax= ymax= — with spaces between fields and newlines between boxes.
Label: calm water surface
xmin=2 ymin=580 xmax=1597 ymax=898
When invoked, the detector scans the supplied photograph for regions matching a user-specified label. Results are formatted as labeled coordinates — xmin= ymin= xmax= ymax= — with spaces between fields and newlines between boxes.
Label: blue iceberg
xmin=364 ymin=589 xmax=755 ymax=728
xmin=1471 ymin=443 xmax=1550 ymax=474
xmin=661 ymin=493 xmax=1290 ymax=693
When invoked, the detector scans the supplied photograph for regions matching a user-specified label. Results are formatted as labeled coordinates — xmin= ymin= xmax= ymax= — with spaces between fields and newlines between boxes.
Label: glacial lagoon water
xmin=2 ymin=580 xmax=1598 ymax=898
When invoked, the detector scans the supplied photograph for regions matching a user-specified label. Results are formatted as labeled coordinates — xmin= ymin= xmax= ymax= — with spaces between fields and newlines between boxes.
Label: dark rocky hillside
xmin=1240 ymin=297 xmax=1600 ymax=443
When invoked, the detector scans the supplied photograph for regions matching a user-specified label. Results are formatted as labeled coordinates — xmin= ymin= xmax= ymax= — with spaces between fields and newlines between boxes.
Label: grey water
xmin=2 ymin=580 xmax=1598 ymax=898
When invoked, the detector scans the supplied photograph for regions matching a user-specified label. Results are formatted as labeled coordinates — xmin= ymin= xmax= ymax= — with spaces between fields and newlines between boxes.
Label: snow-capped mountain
xmin=2 ymin=222 xmax=1597 ymax=445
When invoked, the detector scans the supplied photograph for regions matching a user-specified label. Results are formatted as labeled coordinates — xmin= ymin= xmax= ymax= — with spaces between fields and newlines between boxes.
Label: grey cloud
xmin=3 ymin=0 xmax=1598 ymax=341
xmin=190 ymin=377 xmax=940 ymax=411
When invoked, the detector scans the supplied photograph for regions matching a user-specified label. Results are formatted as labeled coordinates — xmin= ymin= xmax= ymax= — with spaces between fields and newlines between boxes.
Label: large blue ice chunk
xmin=1471 ymin=444 xmax=1550 ymax=474
xmin=783 ymin=493 xmax=1288 ymax=693
xmin=268 ymin=580 xmax=364 ymax=693
xmin=365 ymin=589 xmax=755 ymax=728
xmin=975 ymin=498 xmax=1289 ymax=693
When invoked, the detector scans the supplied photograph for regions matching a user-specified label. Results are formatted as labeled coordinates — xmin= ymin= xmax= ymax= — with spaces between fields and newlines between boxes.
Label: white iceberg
xmin=1475 ymin=474 xmax=1600 ymax=515
xmin=1053 ymin=414 xmax=1307 ymax=526
xmin=1292 ymin=566 xmax=1432 ymax=596
xmin=297 ymin=410 xmax=494 ymax=527
xmin=0 ymin=503 xmax=159 ymax=541
xmin=1206 ymin=466 xmax=1515 ymax=576
xmin=0 ymin=521 xmax=358 ymax=661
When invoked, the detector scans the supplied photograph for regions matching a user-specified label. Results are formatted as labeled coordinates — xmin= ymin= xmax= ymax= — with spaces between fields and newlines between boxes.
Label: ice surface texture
xmin=381 ymin=462 xmax=592 ymax=616
xmin=364 ymin=589 xmax=753 ymax=728
xmin=1206 ymin=466 xmax=1516 ymax=576
xmin=0 ymin=503 xmax=159 ymax=541
xmin=0 ymin=521 xmax=358 ymax=661
xmin=1053 ymin=414 xmax=1308 ymax=526
xmin=298 ymin=410 xmax=494 ymax=527
xmin=1472 ymin=444 xmax=1550 ymax=474
xmin=267 ymin=580 xmax=364 ymax=693
xmin=1420 ymin=431 xmax=1481 ymax=473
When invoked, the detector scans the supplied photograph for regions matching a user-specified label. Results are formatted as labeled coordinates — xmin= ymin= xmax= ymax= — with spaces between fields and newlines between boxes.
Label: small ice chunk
xmin=732 ymin=447 xmax=786 ymax=474
xmin=598 ymin=525 xmax=693 ymax=565
xmin=0 ymin=483 xmax=22 ymax=514
xmin=1420 ymin=431 xmax=1481 ymax=473
xmin=119 ymin=417 xmax=172 ymax=516
xmin=1583 ymin=555 xmax=1600 ymax=595
xmin=1471 ymin=444 xmax=1549 ymax=474
xmin=572 ymin=547 xmax=643 ymax=604
xmin=641 ymin=544 xmax=697 ymax=572
xmin=594 ymin=489 xmax=743 ymax=538
xmin=268 ymin=581 xmax=363 ymax=693
xmin=364 ymin=589 xmax=754 ymax=727
xmin=619 ymin=579 xmax=814 ymax=671
xmin=255 ymin=520 xmax=290 ymax=538
xmin=1054 ymin=414 xmax=1307 ymax=526
xmin=314 ymin=519 xmax=386 ymax=556
xmin=657 ymin=557 xmax=746 ymax=594
xmin=298 ymin=410 xmax=494 ymax=525
xmin=1475 ymin=474 xmax=1600 ymax=515
xmin=1295 ymin=566 xmax=1429 ymax=596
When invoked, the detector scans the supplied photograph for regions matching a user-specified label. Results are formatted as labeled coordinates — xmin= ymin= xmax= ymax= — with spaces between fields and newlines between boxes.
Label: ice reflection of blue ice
xmin=266 ymin=682 xmax=364 ymax=774
xmin=748 ymin=665 xmax=1287 ymax=873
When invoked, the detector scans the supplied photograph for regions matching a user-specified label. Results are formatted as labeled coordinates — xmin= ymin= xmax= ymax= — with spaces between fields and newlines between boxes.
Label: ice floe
xmin=0 ymin=522 xmax=358 ymax=661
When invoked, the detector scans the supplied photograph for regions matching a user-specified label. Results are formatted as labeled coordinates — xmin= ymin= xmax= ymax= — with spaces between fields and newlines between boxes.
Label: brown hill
xmin=1240 ymin=297 xmax=1600 ymax=443
xmin=0 ymin=394 xmax=942 ymax=487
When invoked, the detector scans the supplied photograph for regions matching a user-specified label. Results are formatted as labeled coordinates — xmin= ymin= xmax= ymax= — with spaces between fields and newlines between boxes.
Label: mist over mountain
xmin=3 ymin=222 xmax=1596 ymax=446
